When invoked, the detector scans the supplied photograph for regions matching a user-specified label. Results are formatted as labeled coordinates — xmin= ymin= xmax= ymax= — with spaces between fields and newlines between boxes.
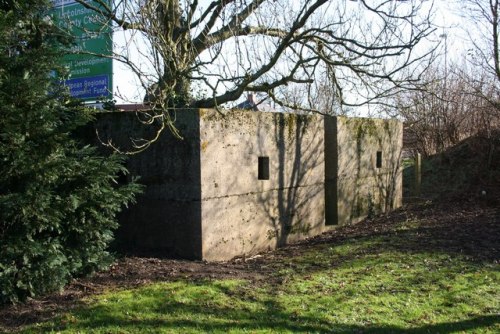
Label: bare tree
xmin=74 ymin=0 xmax=435 ymax=149
xmin=461 ymin=0 xmax=500 ymax=82
xmin=389 ymin=63 xmax=499 ymax=157
xmin=460 ymin=0 xmax=500 ymax=116
xmin=77 ymin=0 xmax=435 ymax=104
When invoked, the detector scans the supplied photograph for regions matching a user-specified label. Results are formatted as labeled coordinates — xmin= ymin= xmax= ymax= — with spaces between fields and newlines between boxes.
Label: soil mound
xmin=421 ymin=130 xmax=500 ymax=202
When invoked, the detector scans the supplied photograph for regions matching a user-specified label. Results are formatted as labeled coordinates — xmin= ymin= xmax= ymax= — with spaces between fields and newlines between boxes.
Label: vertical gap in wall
xmin=376 ymin=151 xmax=382 ymax=168
xmin=258 ymin=156 xmax=270 ymax=180
xmin=324 ymin=116 xmax=338 ymax=225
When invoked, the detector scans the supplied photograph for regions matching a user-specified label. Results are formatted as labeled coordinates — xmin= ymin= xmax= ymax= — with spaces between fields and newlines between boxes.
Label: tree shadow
xmin=38 ymin=280 xmax=498 ymax=333
xmin=332 ymin=117 xmax=403 ymax=225
xmin=256 ymin=112 xmax=325 ymax=248
xmin=2 ymin=201 xmax=497 ymax=332
xmin=240 ymin=199 xmax=500 ymax=301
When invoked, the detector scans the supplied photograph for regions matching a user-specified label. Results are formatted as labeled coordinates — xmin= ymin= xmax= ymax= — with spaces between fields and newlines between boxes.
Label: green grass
xmin=21 ymin=227 xmax=499 ymax=334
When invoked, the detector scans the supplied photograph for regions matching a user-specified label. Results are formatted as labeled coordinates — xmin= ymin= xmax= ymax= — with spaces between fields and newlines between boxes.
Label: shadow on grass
xmin=43 ymin=289 xmax=499 ymax=334
xmin=275 ymin=201 xmax=499 ymax=269
xmin=43 ymin=283 xmax=333 ymax=333
xmin=7 ymin=202 xmax=499 ymax=333
xmin=359 ymin=202 xmax=499 ymax=264
xmin=362 ymin=315 xmax=499 ymax=334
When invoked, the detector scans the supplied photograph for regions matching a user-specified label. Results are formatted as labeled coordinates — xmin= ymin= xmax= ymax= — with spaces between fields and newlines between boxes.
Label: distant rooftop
xmin=236 ymin=93 xmax=259 ymax=111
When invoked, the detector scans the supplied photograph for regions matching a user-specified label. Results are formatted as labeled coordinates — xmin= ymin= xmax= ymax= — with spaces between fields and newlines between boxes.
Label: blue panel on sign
xmin=64 ymin=75 xmax=110 ymax=100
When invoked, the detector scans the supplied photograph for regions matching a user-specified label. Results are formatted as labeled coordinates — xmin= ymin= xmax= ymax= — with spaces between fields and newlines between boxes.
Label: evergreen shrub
xmin=0 ymin=0 xmax=142 ymax=303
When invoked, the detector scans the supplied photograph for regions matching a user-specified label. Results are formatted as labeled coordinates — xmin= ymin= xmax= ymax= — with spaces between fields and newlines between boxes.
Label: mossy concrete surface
xmin=91 ymin=110 xmax=402 ymax=260
xmin=326 ymin=116 xmax=403 ymax=226
xmin=199 ymin=109 xmax=325 ymax=260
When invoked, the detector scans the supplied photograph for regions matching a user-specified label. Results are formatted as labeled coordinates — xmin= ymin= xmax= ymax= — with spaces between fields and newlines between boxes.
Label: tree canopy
xmin=76 ymin=0 xmax=435 ymax=113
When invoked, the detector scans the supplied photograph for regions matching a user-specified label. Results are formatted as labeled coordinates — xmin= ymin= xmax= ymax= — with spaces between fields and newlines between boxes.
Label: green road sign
xmin=51 ymin=0 xmax=113 ymax=101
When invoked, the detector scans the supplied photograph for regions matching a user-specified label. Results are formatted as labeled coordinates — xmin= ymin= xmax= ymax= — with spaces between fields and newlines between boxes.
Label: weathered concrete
xmin=199 ymin=110 xmax=326 ymax=260
xmin=92 ymin=111 xmax=203 ymax=259
xmin=90 ymin=110 xmax=402 ymax=261
xmin=325 ymin=116 xmax=403 ymax=225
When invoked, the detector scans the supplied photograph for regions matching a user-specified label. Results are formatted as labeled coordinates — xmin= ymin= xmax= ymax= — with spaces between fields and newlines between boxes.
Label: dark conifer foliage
xmin=0 ymin=0 xmax=141 ymax=303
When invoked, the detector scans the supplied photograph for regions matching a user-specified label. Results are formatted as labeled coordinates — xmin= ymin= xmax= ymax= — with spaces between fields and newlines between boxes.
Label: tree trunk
xmin=144 ymin=0 xmax=193 ymax=107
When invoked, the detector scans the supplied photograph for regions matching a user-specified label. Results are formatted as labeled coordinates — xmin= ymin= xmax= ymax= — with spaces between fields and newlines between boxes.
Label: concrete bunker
xmin=93 ymin=109 xmax=402 ymax=261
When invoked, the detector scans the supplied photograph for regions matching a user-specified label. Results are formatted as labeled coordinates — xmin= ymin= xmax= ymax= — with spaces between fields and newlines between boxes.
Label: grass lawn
xmin=7 ymin=203 xmax=500 ymax=333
